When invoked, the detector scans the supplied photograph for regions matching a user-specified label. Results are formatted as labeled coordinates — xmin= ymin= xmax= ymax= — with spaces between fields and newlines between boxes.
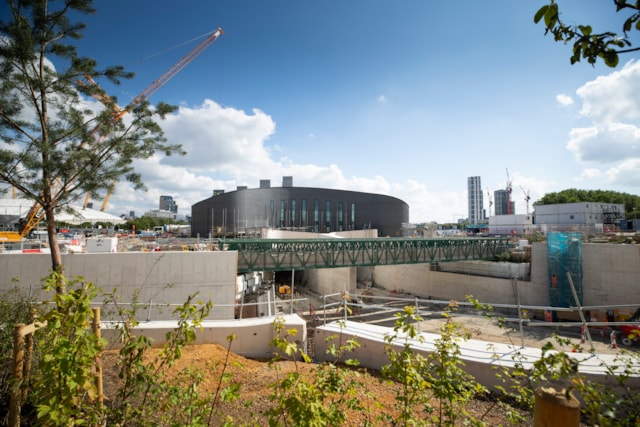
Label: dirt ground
xmin=100 ymin=289 xmax=633 ymax=426
xmin=101 ymin=341 xmax=531 ymax=427
xmin=101 ymin=312 xmax=624 ymax=426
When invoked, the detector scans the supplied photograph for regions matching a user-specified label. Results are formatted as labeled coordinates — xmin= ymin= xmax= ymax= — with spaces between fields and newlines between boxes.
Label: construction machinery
xmin=0 ymin=203 xmax=45 ymax=243
xmin=278 ymin=284 xmax=292 ymax=296
xmin=82 ymin=27 xmax=224 ymax=211
xmin=521 ymin=186 xmax=531 ymax=214
xmin=505 ymin=168 xmax=514 ymax=215
xmin=486 ymin=188 xmax=493 ymax=217
xmin=4 ymin=27 xmax=223 ymax=240
xmin=0 ymin=179 xmax=63 ymax=243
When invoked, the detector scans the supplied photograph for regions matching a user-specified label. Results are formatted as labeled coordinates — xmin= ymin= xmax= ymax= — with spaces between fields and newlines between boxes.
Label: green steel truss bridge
xmin=219 ymin=237 xmax=510 ymax=273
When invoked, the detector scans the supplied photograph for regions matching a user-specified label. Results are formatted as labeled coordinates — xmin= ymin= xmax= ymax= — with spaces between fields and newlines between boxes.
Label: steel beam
xmin=219 ymin=238 xmax=510 ymax=273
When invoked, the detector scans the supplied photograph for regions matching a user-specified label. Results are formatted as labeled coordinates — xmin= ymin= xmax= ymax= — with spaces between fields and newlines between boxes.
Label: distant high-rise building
xmin=159 ymin=195 xmax=178 ymax=215
xmin=494 ymin=189 xmax=515 ymax=216
xmin=467 ymin=176 xmax=484 ymax=224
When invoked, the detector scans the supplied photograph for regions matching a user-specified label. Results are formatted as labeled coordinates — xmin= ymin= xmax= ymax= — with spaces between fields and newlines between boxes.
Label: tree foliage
xmin=0 ymin=0 xmax=183 ymax=272
xmin=534 ymin=188 xmax=640 ymax=217
xmin=534 ymin=0 xmax=640 ymax=67
xmin=125 ymin=215 xmax=187 ymax=233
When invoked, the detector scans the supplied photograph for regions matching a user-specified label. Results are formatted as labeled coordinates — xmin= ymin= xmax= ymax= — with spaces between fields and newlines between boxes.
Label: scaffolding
xmin=547 ymin=232 xmax=583 ymax=308
xmin=601 ymin=204 xmax=624 ymax=226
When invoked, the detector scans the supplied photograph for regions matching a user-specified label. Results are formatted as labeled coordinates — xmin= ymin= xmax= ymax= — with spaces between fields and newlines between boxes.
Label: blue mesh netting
xmin=547 ymin=232 xmax=583 ymax=307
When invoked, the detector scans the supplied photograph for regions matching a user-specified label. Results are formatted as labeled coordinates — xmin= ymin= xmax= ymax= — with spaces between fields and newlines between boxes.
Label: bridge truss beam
xmin=220 ymin=238 xmax=510 ymax=273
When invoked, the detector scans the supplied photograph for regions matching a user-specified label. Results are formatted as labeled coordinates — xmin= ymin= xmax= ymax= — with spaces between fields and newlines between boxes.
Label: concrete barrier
xmin=314 ymin=320 xmax=640 ymax=392
xmin=101 ymin=314 xmax=307 ymax=360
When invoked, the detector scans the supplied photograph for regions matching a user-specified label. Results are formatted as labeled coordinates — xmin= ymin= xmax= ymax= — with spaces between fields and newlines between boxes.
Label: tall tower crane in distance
xmin=82 ymin=27 xmax=224 ymax=211
xmin=521 ymin=186 xmax=531 ymax=214
xmin=505 ymin=168 xmax=514 ymax=215
xmin=486 ymin=188 xmax=493 ymax=217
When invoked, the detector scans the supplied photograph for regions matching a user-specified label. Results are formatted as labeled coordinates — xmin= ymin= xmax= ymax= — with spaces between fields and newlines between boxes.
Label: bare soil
xmin=101 ymin=312 xmax=626 ymax=425
xmin=102 ymin=341 xmax=531 ymax=427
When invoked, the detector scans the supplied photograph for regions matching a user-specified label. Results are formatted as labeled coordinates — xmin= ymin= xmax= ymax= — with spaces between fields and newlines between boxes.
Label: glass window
xmin=270 ymin=200 xmax=274 ymax=228
xmin=301 ymin=199 xmax=307 ymax=229
xmin=351 ymin=203 xmax=355 ymax=229
xmin=338 ymin=201 xmax=343 ymax=231
xmin=280 ymin=200 xmax=285 ymax=228
xmin=291 ymin=199 xmax=296 ymax=228
xmin=325 ymin=200 xmax=331 ymax=232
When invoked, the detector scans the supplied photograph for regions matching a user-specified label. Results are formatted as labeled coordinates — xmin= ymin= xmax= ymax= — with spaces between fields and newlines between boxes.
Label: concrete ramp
xmin=314 ymin=320 xmax=640 ymax=391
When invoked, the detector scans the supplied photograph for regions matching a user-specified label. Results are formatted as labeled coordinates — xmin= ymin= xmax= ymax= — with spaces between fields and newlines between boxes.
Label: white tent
xmin=0 ymin=198 xmax=125 ymax=226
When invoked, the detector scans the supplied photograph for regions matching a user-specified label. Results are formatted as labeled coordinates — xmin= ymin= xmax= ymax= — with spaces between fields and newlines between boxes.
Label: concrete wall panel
xmin=304 ymin=267 xmax=356 ymax=296
xmin=3 ymin=241 xmax=640 ymax=319
xmin=372 ymin=264 xmax=548 ymax=307
xmin=0 ymin=251 xmax=238 ymax=320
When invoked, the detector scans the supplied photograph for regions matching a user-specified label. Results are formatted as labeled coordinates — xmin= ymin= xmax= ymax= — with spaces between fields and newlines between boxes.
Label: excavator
xmin=0 ymin=203 xmax=45 ymax=243
xmin=1 ymin=27 xmax=223 ymax=242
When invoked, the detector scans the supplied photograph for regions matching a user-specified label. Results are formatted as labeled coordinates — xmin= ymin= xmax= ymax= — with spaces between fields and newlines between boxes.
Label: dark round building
xmin=191 ymin=179 xmax=409 ymax=238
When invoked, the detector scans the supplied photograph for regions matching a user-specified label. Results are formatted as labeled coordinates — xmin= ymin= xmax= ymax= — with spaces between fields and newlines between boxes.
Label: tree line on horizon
xmin=534 ymin=189 xmax=640 ymax=218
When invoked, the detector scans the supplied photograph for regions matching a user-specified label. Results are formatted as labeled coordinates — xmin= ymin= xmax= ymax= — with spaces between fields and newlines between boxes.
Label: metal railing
xmin=35 ymin=285 xmax=637 ymax=352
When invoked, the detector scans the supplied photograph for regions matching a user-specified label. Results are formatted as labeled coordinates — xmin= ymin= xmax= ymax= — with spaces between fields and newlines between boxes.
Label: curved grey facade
xmin=191 ymin=187 xmax=409 ymax=238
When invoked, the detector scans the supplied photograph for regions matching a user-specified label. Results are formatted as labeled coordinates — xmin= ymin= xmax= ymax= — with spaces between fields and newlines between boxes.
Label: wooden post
xmin=22 ymin=332 xmax=34 ymax=403
xmin=9 ymin=323 xmax=25 ymax=427
xmin=533 ymin=386 xmax=580 ymax=427
xmin=92 ymin=307 xmax=104 ymax=408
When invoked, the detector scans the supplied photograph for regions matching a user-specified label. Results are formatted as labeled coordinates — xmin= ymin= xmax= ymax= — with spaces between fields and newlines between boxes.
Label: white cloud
xmin=160 ymin=100 xmax=276 ymax=173
xmin=578 ymin=168 xmax=602 ymax=180
xmin=564 ymin=60 xmax=640 ymax=190
xmin=556 ymin=93 xmax=573 ymax=106
xmin=567 ymin=122 xmax=640 ymax=162
xmin=577 ymin=60 xmax=640 ymax=123
xmin=604 ymin=159 xmax=640 ymax=187
xmin=377 ymin=94 xmax=387 ymax=103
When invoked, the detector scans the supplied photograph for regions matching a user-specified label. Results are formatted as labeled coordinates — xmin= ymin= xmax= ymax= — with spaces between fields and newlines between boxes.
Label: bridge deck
xmin=219 ymin=237 xmax=510 ymax=272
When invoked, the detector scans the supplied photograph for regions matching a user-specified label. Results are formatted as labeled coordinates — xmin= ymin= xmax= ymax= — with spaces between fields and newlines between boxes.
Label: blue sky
xmin=7 ymin=1 xmax=640 ymax=223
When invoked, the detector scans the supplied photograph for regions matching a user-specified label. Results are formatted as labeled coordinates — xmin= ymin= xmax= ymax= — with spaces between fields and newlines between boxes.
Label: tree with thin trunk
xmin=0 ymin=0 xmax=183 ymax=283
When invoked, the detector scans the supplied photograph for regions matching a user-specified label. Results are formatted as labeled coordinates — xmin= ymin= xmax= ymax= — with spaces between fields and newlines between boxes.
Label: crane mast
xmin=125 ymin=27 xmax=224 ymax=117
xmin=83 ymin=26 xmax=224 ymax=211
xmin=5 ymin=26 xmax=224 ymax=244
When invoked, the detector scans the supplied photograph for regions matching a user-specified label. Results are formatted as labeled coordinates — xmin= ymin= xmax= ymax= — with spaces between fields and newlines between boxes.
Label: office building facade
xmin=467 ymin=176 xmax=484 ymax=224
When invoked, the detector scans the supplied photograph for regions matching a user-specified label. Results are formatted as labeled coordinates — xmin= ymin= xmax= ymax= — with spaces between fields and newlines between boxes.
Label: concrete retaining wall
xmin=303 ymin=267 xmax=356 ymax=296
xmin=0 ymin=251 xmax=238 ymax=320
xmin=531 ymin=242 xmax=640 ymax=306
xmin=372 ymin=264 xmax=548 ymax=306
xmin=102 ymin=314 xmax=306 ymax=359
xmin=372 ymin=242 xmax=640 ymax=308
xmin=2 ymin=242 xmax=639 ymax=320
xmin=436 ymin=260 xmax=530 ymax=280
